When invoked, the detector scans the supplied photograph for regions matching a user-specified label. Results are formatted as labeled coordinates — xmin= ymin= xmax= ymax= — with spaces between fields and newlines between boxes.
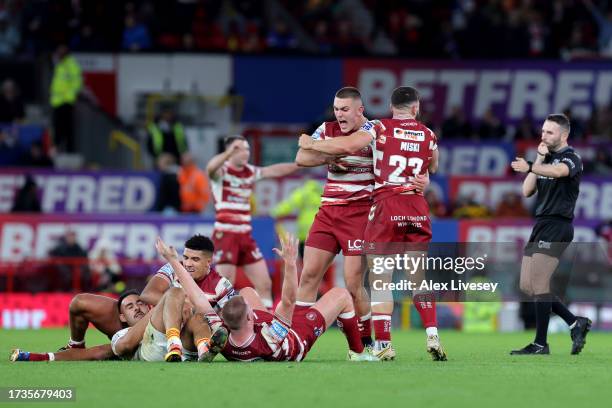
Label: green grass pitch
xmin=1 ymin=328 xmax=611 ymax=408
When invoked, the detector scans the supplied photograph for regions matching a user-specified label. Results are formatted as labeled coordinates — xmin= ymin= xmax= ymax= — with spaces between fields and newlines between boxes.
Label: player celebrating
xmin=510 ymin=113 xmax=591 ymax=355
xmin=207 ymin=135 xmax=298 ymax=309
xmin=156 ymin=234 xmax=377 ymax=362
xmin=299 ymin=86 xmax=445 ymax=361
xmin=58 ymin=234 xmax=235 ymax=350
xmin=295 ymin=87 xmax=429 ymax=351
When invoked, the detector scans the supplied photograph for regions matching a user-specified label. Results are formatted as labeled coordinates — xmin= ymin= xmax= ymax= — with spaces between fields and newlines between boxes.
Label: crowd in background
xmin=0 ymin=0 xmax=611 ymax=58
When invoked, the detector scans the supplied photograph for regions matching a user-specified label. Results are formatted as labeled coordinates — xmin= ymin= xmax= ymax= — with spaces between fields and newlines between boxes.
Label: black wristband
xmin=527 ymin=161 xmax=533 ymax=173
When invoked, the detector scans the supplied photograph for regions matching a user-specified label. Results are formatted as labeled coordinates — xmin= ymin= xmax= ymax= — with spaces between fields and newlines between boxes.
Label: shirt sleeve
xmin=311 ymin=123 xmax=326 ymax=140
xmin=359 ymin=120 xmax=380 ymax=141
xmin=155 ymin=263 xmax=180 ymax=288
xmin=212 ymin=276 xmax=237 ymax=310
xmin=427 ymin=127 xmax=438 ymax=151
xmin=253 ymin=165 xmax=263 ymax=182
xmin=111 ymin=328 xmax=130 ymax=357
xmin=260 ymin=318 xmax=290 ymax=353
xmin=560 ymin=151 xmax=582 ymax=178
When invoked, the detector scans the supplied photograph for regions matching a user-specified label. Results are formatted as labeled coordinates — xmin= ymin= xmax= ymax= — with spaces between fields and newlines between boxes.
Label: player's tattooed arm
xmin=273 ymin=233 xmax=299 ymax=325
xmin=155 ymin=237 xmax=215 ymax=315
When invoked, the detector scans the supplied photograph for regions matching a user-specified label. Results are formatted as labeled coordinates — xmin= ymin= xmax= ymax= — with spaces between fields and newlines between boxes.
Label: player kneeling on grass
xmin=11 ymin=288 xmax=226 ymax=363
xmin=156 ymin=234 xmax=377 ymax=362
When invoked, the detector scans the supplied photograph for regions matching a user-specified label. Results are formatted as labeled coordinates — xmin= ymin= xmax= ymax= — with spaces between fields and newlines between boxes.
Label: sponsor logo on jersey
xmin=538 ymin=240 xmax=551 ymax=249
xmin=393 ymin=128 xmax=425 ymax=141
xmin=348 ymin=239 xmax=363 ymax=251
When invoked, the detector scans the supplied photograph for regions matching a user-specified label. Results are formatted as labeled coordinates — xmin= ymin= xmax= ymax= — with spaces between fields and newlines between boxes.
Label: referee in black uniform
xmin=509 ymin=113 xmax=591 ymax=355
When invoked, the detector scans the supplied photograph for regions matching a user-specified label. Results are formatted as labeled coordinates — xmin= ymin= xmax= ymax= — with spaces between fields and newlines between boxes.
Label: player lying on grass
xmin=59 ymin=234 xmax=235 ymax=350
xmin=11 ymin=289 xmax=227 ymax=362
xmin=156 ymin=234 xmax=378 ymax=362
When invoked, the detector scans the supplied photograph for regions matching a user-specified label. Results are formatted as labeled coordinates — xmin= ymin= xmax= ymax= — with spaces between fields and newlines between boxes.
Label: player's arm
xmin=140 ymin=274 xmax=170 ymax=306
xmin=299 ymin=131 xmax=371 ymax=155
xmin=295 ymin=148 xmax=338 ymax=167
xmin=154 ymin=238 xmax=215 ymax=315
xmin=113 ymin=309 xmax=152 ymax=356
xmin=428 ymin=148 xmax=439 ymax=174
xmin=206 ymin=140 xmax=241 ymax=180
xmin=260 ymin=162 xmax=299 ymax=179
xmin=272 ymin=233 xmax=299 ymax=325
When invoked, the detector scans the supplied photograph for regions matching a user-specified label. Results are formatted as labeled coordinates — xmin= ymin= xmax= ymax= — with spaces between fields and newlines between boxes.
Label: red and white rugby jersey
xmin=311 ymin=121 xmax=374 ymax=206
xmin=210 ymin=163 xmax=262 ymax=233
xmin=359 ymin=118 xmax=437 ymax=202
xmin=221 ymin=310 xmax=306 ymax=362
xmin=155 ymin=263 xmax=236 ymax=311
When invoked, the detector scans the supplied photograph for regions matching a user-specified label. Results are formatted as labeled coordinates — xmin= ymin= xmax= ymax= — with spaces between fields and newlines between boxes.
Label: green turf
xmin=1 ymin=328 xmax=611 ymax=408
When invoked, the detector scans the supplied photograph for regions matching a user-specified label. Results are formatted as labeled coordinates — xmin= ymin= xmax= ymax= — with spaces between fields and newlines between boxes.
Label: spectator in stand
xmin=155 ymin=153 xmax=181 ymax=213
xmin=50 ymin=44 xmax=82 ymax=153
xmin=146 ymin=106 xmax=188 ymax=165
xmin=178 ymin=152 xmax=210 ymax=214
xmin=477 ymin=108 xmax=505 ymax=140
xmin=88 ymin=239 xmax=123 ymax=293
xmin=586 ymin=150 xmax=612 ymax=175
xmin=494 ymin=192 xmax=530 ymax=218
xmin=563 ymin=108 xmax=586 ymax=140
xmin=452 ymin=195 xmax=491 ymax=219
xmin=266 ymin=19 xmax=298 ymax=50
xmin=49 ymin=230 xmax=89 ymax=291
xmin=0 ymin=10 xmax=19 ymax=56
xmin=583 ymin=0 xmax=612 ymax=57
xmin=20 ymin=141 xmax=54 ymax=167
xmin=70 ymin=23 xmax=106 ymax=51
xmin=442 ymin=106 xmax=472 ymax=139
xmin=11 ymin=174 xmax=41 ymax=213
xmin=425 ymin=189 xmax=447 ymax=218
xmin=122 ymin=8 xmax=152 ymax=51
xmin=514 ymin=116 xmax=537 ymax=140
xmin=0 ymin=79 xmax=25 ymax=123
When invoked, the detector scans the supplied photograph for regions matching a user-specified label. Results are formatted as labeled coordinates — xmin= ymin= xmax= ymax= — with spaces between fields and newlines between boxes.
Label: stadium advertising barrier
xmin=344 ymin=59 xmax=612 ymax=125
xmin=450 ymin=176 xmax=612 ymax=221
xmin=0 ymin=214 xmax=276 ymax=261
xmin=0 ymin=169 xmax=160 ymax=213
xmin=0 ymin=293 xmax=75 ymax=329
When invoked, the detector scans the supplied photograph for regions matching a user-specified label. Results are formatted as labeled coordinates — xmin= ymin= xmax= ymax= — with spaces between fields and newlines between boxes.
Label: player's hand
xmin=511 ymin=157 xmax=530 ymax=173
xmin=329 ymin=157 xmax=349 ymax=171
xmin=225 ymin=140 xmax=242 ymax=157
xmin=273 ymin=232 xmax=298 ymax=265
xmin=537 ymin=142 xmax=549 ymax=157
xmin=298 ymin=134 xmax=314 ymax=150
xmin=412 ymin=173 xmax=430 ymax=193
xmin=155 ymin=237 xmax=179 ymax=262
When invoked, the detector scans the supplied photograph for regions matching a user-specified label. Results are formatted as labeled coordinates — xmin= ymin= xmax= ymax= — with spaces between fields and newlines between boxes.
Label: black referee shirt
xmin=534 ymin=146 xmax=582 ymax=220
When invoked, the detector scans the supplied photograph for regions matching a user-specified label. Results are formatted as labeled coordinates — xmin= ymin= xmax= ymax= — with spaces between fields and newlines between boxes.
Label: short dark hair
xmin=221 ymin=296 xmax=248 ymax=330
xmin=391 ymin=86 xmax=420 ymax=109
xmin=117 ymin=289 xmax=140 ymax=314
xmin=224 ymin=135 xmax=247 ymax=149
xmin=184 ymin=234 xmax=214 ymax=253
xmin=335 ymin=87 xmax=361 ymax=100
xmin=546 ymin=113 xmax=571 ymax=134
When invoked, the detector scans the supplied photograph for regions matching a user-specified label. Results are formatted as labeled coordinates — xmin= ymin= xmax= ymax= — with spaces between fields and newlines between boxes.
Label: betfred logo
xmin=348 ymin=239 xmax=363 ymax=251
xmin=393 ymin=128 xmax=425 ymax=141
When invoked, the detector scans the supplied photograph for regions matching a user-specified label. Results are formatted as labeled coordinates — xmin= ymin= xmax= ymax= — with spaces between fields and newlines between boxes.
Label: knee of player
xmin=331 ymin=287 xmax=352 ymax=305
xmin=519 ymin=281 xmax=533 ymax=296
xmin=166 ymin=286 xmax=185 ymax=300
xmin=239 ymin=287 xmax=258 ymax=297
xmin=69 ymin=293 xmax=88 ymax=313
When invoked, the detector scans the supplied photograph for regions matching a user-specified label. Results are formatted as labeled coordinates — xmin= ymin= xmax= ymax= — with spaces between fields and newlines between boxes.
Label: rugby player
xmin=155 ymin=234 xmax=377 ymax=361
xmin=207 ymin=136 xmax=298 ymax=309
xmin=59 ymin=234 xmax=235 ymax=350
xmin=11 ymin=288 xmax=225 ymax=362
xmin=294 ymin=87 xmax=429 ymax=351
xmin=299 ymin=86 xmax=445 ymax=361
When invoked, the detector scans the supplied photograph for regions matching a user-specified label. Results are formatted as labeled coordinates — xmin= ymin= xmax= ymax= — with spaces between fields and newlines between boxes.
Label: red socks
xmin=337 ymin=311 xmax=365 ymax=353
xmin=413 ymin=292 xmax=437 ymax=328
xmin=372 ymin=313 xmax=392 ymax=342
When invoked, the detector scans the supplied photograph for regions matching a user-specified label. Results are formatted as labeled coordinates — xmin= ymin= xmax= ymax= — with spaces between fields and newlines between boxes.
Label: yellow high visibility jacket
xmin=50 ymin=56 xmax=82 ymax=107
xmin=271 ymin=180 xmax=323 ymax=242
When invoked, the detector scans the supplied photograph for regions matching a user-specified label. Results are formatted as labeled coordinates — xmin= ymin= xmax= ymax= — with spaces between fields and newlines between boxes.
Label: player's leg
xmin=149 ymin=287 xmax=185 ymax=362
xmin=368 ymin=254 xmax=395 ymax=359
xmin=519 ymin=256 xmax=535 ymax=296
xmin=296 ymin=246 xmax=336 ymax=310
xmin=239 ymin=287 xmax=267 ymax=310
xmin=216 ymin=264 xmax=237 ymax=285
xmin=312 ymin=287 xmax=372 ymax=360
xmin=11 ymin=344 xmax=113 ymax=362
xmin=242 ymin=259 xmax=273 ymax=309
xmin=65 ymin=293 xmax=123 ymax=349
xmin=343 ymin=255 xmax=372 ymax=347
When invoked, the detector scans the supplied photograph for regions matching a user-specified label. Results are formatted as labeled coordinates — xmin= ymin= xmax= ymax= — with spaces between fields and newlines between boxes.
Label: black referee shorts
xmin=524 ymin=217 xmax=574 ymax=258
